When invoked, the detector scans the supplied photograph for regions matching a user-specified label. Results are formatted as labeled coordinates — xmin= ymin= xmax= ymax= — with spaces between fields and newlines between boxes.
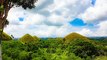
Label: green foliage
xmin=18 ymin=51 xmax=29 ymax=60
xmin=70 ymin=40 xmax=99 ymax=58
xmin=1 ymin=0 xmax=38 ymax=9
xmin=94 ymin=56 xmax=107 ymax=60
xmin=2 ymin=36 xmax=107 ymax=60
xmin=2 ymin=54 xmax=12 ymax=60
xmin=0 ymin=5 xmax=4 ymax=12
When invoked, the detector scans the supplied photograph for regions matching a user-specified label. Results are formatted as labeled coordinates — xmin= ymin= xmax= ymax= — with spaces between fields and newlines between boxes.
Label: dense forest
xmin=2 ymin=32 xmax=107 ymax=60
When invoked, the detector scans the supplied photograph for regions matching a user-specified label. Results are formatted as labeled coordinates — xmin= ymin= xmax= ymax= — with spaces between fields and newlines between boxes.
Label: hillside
xmin=0 ymin=32 xmax=12 ymax=41
xmin=19 ymin=34 xmax=39 ymax=44
xmin=33 ymin=36 xmax=40 ymax=40
xmin=64 ymin=32 xmax=90 ymax=43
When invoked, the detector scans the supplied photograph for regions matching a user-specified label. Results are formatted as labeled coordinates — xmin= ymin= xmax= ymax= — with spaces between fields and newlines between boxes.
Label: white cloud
xmin=78 ymin=28 xmax=93 ymax=36
xmin=7 ymin=7 xmax=24 ymax=25
xmin=47 ymin=0 xmax=91 ymax=18
xmin=95 ymin=20 xmax=107 ymax=36
xmin=4 ymin=0 xmax=107 ymax=38
xmin=79 ymin=0 xmax=107 ymax=23
xmin=20 ymin=14 xmax=46 ymax=25
xmin=46 ymin=14 xmax=68 ymax=26
xmin=76 ymin=20 xmax=107 ymax=37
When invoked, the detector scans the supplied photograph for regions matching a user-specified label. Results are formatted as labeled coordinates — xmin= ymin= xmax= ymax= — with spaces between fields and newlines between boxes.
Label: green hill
xmin=33 ymin=36 xmax=40 ymax=42
xmin=64 ymin=32 xmax=90 ymax=43
xmin=19 ymin=34 xmax=39 ymax=44
xmin=0 ymin=32 xmax=12 ymax=41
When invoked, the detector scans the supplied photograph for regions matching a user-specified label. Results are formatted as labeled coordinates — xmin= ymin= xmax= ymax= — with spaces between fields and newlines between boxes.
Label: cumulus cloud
xmin=78 ymin=28 xmax=93 ymax=36
xmin=47 ymin=0 xmax=91 ymax=18
xmin=4 ymin=0 xmax=107 ymax=38
xmin=95 ymin=20 xmax=107 ymax=36
xmin=79 ymin=0 xmax=107 ymax=23
xmin=20 ymin=14 xmax=46 ymax=25
xmin=76 ymin=20 xmax=107 ymax=37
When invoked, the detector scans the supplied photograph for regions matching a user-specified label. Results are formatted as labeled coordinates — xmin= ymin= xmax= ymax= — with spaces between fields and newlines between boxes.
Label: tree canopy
xmin=0 ymin=0 xmax=38 ymax=29
xmin=0 ymin=0 xmax=38 ymax=9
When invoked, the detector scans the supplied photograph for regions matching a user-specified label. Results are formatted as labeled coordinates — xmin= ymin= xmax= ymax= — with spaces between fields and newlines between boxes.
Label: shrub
xmin=71 ymin=40 xmax=99 ymax=58
xmin=94 ymin=56 xmax=107 ymax=60
xmin=2 ymin=54 xmax=12 ymax=60
xmin=18 ymin=51 xmax=29 ymax=60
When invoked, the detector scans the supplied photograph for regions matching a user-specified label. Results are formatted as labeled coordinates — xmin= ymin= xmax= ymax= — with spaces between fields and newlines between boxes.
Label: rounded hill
xmin=0 ymin=32 xmax=12 ymax=41
xmin=64 ymin=32 xmax=90 ymax=43
xmin=19 ymin=34 xmax=39 ymax=44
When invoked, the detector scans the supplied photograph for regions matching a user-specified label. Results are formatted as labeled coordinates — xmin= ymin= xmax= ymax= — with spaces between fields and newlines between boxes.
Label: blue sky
xmin=91 ymin=0 xmax=96 ymax=5
xmin=4 ymin=0 xmax=107 ymax=38
xmin=69 ymin=18 xmax=87 ymax=27
xmin=19 ymin=17 xmax=24 ymax=21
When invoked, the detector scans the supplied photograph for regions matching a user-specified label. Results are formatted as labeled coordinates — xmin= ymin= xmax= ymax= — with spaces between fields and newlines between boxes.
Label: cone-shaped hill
xmin=33 ymin=36 xmax=40 ymax=41
xmin=19 ymin=34 xmax=39 ymax=44
xmin=0 ymin=32 xmax=12 ymax=41
xmin=64 ymin=32 xmax=90 ymax=43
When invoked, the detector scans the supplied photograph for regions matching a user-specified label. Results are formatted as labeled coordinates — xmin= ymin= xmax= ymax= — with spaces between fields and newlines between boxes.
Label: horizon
xmin=4 ymin=0 xmax=107 ymax=38
xmin=9 ymin=32 xmax=107 ymax=38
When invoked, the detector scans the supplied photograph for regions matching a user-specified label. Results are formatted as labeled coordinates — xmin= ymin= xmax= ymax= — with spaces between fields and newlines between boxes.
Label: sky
xmin=4 ymin=0 xmax=107 ymax=38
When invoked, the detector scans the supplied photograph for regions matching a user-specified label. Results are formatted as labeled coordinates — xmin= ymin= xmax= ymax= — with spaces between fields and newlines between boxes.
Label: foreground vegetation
xmin=1 ymin=33 xmax=107 ymax=60
xmin=2 ymin=38 xmax=107 ymax=60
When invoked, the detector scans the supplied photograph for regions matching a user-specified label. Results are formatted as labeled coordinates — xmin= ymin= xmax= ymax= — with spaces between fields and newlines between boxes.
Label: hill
xmin=19 ymin=34 xmax=39 ymax=44
xmin=64 ymin=32 xmax=90 ymax=43
xmin=33 ymin=36 xmax=39 ymax=40
xmin=0 ymin=32 xmax=12 ymax=41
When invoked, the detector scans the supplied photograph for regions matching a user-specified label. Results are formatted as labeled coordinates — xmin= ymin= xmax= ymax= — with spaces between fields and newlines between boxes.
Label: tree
xmin=0 ymin=0 xmax=38 ymax=59
xmin=0 ymin=0 xmax=38 ymax=41
xmin=71 ymin=40 xmax=99 ymax=58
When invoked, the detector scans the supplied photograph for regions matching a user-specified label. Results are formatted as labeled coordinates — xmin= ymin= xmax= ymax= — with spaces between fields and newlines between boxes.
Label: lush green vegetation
xmin=2 ymin=33 xmax=107 ymax=60
xmin=2 ymin=39 xmax=107 ymax=60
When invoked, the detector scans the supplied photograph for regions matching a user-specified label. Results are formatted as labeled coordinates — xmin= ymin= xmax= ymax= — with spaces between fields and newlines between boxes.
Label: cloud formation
xmin=79 ymin=0 xmax=107 ymax=23
xmin=4 ymin=0 xmax=107 ymax=38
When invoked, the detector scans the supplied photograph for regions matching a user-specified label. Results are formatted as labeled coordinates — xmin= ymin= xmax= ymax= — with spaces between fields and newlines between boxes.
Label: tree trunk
xmin=0 ymin=19 xmax=3 ymax=29
xmin=0 ymin=1 xmax=13 ymax=59
xmin=0 ymin=18 xmax=4 ymax=42
xmin=0 ymin=45 xmax=1 ymax=60
xmin=0 ymin=18 xmax=3 ymax=60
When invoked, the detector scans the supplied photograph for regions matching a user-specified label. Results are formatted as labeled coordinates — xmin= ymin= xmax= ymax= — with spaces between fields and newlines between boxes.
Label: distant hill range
xmin=88 ymin=37 xmax=107 ymax=41
xmin=2 ymin=32 xmax=107 ymax=42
